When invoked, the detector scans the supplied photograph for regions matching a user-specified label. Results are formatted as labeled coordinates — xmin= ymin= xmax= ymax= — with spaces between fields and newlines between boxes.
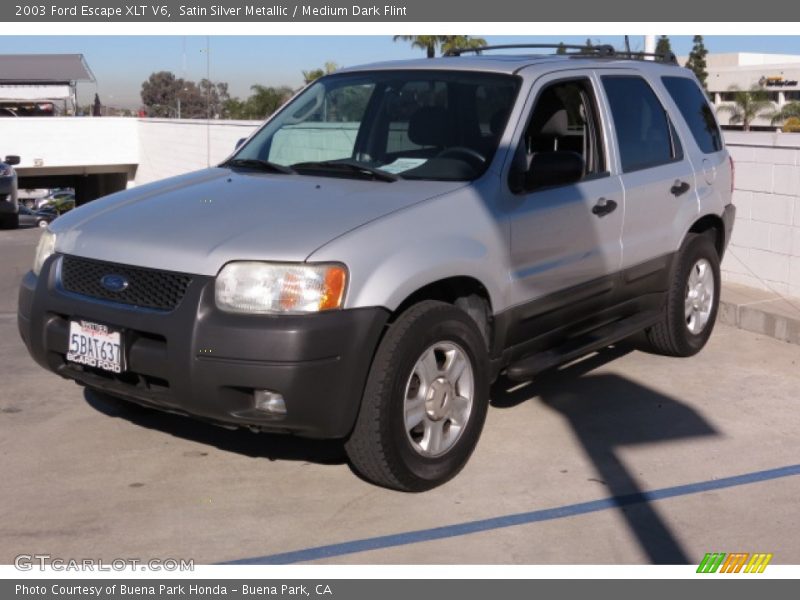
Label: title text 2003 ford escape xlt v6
xmin=19 ymin=44 xmax=734 ymax=491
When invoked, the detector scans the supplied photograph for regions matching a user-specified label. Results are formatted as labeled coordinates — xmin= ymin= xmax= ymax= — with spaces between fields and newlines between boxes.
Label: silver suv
xmin=19 ymin=45 xmax=734 ymax=491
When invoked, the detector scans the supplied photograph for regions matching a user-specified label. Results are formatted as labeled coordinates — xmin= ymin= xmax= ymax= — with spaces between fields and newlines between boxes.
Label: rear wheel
xmin=647 ymin=233 xmax=720 ymax=356
xmin=345 ymin=300 xmax=490 ymax=491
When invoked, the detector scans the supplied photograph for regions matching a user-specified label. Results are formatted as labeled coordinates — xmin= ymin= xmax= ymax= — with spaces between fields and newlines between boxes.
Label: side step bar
xmin=505 ymin=311 xmax=661 ymax=381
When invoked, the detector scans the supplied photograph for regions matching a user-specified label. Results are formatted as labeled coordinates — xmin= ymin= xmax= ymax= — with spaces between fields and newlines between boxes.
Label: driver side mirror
xmin=4 ymin=155 xmax=20 ymax=166
xmin=235 ymin=138 xmax=246 ymax=150
xmin=524 ymin=151 xmax=584 ymax=190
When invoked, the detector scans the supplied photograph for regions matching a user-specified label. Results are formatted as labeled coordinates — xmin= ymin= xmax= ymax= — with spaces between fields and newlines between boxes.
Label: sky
xmin=2 ymin=35 xmax=800 ymax=108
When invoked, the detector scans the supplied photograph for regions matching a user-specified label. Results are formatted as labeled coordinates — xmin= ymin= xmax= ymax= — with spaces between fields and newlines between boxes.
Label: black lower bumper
xmin=18 ymin=255 xmax=389 ymax=438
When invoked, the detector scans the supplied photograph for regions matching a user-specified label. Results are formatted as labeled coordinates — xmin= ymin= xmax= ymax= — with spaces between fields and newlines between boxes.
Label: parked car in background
xmin=19 ymin=188 xmax=50 ymax=209
xmin=0 ymin=155 xmax=21 ymax=229
xmin=37 ymin=190 xmax=75 ymax=213
xmin=17 ymin=205 xmax=56 ymax=228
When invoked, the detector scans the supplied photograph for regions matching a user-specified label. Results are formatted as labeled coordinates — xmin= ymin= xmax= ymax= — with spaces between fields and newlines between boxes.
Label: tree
xmin=685 ymin=35 xmax=709 ymax=88
xmin=140 ymin=71 xmax=183 ymax=117
xmin=302 ymin=61 xmax=338 ymax=84
xmin=439 ymin=35 xmax=487 ymax=56
xmin=246 ymin=85 xmax=294 ymax=119
xmin=579 ymin=38 xmax=595 ymax=55
xmin=716 ymin=85 xmax=774 ymax=131
xmin=770 ymin=101 xmax=800 ymax=127
xmin=140 ymin=71 xmax=231 ymax=118
xmin=199 ymin=79 xmax=231 ymax=118
xmin=556 ymin=42 xmax=567 ymax=55
xmin=655 ymin=35 xmax=673 ymax=58
xmin=392 ymin=35 xmax=487 ymax=57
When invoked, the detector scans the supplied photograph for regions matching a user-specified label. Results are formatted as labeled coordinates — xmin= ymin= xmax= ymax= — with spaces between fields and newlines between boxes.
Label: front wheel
xmin=646 ymin=233 xmax=720 ymax=356
xmin=345 ymin=300 xmax=490 ymax=491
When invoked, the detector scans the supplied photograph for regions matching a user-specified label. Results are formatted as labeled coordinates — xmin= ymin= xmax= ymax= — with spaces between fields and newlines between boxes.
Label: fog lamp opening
xmin=254 ymin=390 xmax=286 ymax=415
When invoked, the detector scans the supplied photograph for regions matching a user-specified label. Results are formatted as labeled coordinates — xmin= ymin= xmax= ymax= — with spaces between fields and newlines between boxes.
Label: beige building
xmin=687 ymin=53 xmax=800 ymax=129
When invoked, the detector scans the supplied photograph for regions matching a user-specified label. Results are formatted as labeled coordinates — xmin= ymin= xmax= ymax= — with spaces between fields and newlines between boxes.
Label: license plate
xmin=66 ymin=319 xmax=125 ymax=373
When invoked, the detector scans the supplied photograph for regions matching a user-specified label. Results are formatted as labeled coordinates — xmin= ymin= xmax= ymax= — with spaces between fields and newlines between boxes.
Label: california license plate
xmin=66 ymin=319 xmax=125 ymax=373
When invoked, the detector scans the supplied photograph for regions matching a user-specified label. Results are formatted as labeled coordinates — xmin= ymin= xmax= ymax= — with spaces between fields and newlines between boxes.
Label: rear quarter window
xmin=661 ymin=76 xmax=723 ymax=154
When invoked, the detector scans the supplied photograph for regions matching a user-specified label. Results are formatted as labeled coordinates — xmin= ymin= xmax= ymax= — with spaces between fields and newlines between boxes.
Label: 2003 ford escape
xmin=19 ymin=44 xmax=735 ymax=491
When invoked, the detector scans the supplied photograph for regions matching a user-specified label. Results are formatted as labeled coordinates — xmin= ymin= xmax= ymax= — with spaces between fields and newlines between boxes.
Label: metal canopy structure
xmin=0 ymin=54 xmax=96 ymax=115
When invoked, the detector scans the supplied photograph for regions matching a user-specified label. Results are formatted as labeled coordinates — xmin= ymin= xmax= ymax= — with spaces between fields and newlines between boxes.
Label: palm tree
xmin=716 ymin=85 xmax=774 ymax=131
xmin=770 ymin=101 xmax=800 ymax=126
xmin=392 ymin=35 xmax=487 ymax=58
xmin=439 ymin=36 xmax=488 ymax=56
xmin=393 ymin=35 xmax=441 ymax=58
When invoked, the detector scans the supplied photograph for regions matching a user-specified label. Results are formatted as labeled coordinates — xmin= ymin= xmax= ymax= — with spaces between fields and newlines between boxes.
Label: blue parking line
xmin=222 ymin=463 xmax=800 ymax=565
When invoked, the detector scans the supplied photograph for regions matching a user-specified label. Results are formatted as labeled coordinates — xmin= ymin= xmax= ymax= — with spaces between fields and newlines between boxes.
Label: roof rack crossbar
xmin=444 ymin=43 xmax=678 ymax=65
xmin=444 ymin=43 xmax=615 ymax=57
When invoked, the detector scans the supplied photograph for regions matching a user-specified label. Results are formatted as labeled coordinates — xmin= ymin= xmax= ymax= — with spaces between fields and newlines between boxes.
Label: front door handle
xmin=592 ymin=197 xmax=618 ymax=217
xmin=670 ymin=180 xmax=691 ymax=196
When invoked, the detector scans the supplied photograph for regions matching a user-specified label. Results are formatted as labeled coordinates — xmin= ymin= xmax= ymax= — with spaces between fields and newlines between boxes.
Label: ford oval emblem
xmin=100 ymin=274 xmax=129 ymax=293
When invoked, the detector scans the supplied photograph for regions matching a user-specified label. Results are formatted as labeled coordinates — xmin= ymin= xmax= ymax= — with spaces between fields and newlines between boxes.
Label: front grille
xmin=60 ymin=255 xmax=192 ymax=311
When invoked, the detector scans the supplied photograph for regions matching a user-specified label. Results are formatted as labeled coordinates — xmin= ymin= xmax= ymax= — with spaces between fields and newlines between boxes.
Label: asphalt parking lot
xmin=1 ymin=226 xmax=799 ymax=566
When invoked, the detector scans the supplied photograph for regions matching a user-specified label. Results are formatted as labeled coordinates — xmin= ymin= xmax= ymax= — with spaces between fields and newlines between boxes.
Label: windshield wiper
xmin=291 ymin=160 xmax=399 ymax=183
xmin=222 ymin=158 xmax=296 ymax=175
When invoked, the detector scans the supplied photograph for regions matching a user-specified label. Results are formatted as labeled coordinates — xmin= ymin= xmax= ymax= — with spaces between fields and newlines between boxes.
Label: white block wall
xmin=722 ymin=131 xmax=800 ymax=298
xmin=134 ymin=119 xmax=260 ymax=184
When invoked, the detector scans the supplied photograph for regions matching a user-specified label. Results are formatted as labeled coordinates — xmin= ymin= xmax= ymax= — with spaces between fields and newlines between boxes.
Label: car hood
xmin=51 ymin=168 xmax=466 ymax=276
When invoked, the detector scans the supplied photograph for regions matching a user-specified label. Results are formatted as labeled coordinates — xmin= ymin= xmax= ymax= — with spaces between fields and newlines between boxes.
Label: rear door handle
xmin=670 ymin=180 xmax=691 ymax=196
xmin=591 ymin=197 xmax=618 ymax=217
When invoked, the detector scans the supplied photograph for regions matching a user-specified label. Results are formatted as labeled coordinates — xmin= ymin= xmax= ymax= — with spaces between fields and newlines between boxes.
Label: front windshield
xmin=232 ymin=70 xmax=520 ymax=181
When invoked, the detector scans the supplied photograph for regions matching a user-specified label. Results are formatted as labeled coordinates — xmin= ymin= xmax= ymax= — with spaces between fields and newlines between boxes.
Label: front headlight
xmin=32 ymin=230 xmax=56 ymax=276
xmin=215 ymin=262 xmax=347 ymax=314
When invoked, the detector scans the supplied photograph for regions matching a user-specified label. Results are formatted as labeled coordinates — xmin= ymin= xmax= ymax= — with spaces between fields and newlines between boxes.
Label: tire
xmin=646 ymin=233 xmax=720 ymax=357
xmin=345 ymin=300 xmax=490 ymax=492
xmin=37 ymin=219 xmax=48 ymax=228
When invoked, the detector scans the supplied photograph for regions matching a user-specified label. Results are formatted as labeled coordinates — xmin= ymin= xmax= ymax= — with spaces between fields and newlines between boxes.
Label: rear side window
xmin=661 ymin=76 xmax=723 ymax=154
xmin=602 ymin=76 xmax=679 ymax=172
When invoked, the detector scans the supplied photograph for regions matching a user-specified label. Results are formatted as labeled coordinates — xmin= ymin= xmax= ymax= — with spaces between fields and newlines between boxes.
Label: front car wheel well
xmin=391 ymin=277 xmax=493 ymax=348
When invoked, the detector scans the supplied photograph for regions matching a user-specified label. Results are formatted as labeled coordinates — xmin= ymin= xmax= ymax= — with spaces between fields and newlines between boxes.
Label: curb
xmin=719 ymin=282 xmax=800 ymax=345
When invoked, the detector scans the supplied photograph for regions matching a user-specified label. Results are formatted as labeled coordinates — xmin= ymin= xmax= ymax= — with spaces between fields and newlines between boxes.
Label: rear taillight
xmin=729 ymin=155 xmax=735 ymax=195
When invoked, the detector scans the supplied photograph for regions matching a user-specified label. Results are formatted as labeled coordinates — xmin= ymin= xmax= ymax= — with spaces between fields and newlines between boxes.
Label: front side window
xmin=509 ymin=77 xmax=606 ymax=192
xmin=232 ymin=70 xmax=520 ymax=182
xmin=602 ymin=75 xmax=681 ymax=172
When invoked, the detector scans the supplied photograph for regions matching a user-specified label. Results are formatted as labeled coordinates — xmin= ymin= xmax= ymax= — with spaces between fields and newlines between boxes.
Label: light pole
xmin=644 ymin=35 xmax=656 ymax=58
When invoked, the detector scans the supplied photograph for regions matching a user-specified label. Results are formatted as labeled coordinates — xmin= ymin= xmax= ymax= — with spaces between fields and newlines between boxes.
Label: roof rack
xmin=444 ymin=43 xmax=678 ymax=65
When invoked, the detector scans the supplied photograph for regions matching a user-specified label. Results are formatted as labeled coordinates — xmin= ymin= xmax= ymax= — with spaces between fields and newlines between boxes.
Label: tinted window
xmin=602 ymin=76 xmax=675 ymax=172
xmin=662 ymin=76 xmax=723 ymax=154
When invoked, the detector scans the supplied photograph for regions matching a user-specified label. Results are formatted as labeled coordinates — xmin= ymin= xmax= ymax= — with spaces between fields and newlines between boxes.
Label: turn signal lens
xmin=215 ymin=262 xmax=348 ymax=314
xmin=32 ymin=230 xmax=56 ymax=276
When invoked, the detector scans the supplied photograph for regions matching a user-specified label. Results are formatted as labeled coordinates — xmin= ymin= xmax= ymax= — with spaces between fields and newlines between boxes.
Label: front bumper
xmin=18 ymin=254 xmax=389 ymax=438
xmin=0 ymin=176 xmax=16 ymax=213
